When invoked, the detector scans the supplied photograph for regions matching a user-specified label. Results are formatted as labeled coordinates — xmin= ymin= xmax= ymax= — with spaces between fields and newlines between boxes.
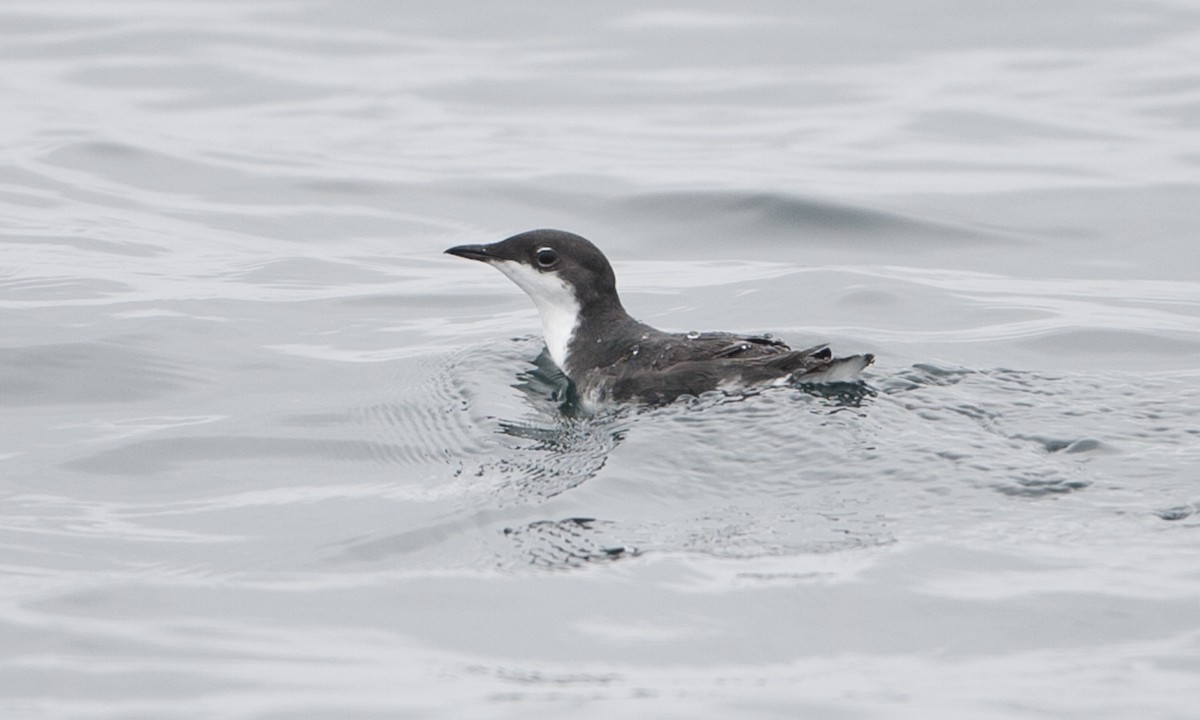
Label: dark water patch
xmin=511 ymin=347 xmax=574 ymax=411
xmin=0 ymin=342 xmax=202 ymax=405
xmin=1013 ymin=434 xmax=1114 ymax=455
xmin=501 ymin=518 xmax=638 ymax=569
xmin=992 ymin=474 xmax=1092 ymax=498
xmin=1155 ymin=505 xmax=1197 ymax=522
xmin=792 ymin=381 xmax=876 ymax=407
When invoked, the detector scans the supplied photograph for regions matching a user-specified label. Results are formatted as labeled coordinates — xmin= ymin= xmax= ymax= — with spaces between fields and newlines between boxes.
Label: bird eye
xmin=534 ymin=247 xmax=558 ymax=268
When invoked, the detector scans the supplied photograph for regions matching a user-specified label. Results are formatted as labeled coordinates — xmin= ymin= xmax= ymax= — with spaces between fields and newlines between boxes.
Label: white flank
xmin=491 ymin=260 xmax=581 ymax=373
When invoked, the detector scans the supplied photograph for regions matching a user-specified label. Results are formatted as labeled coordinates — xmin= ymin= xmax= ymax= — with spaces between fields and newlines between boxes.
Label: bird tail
xmin=767 ymin=343 xmax=874 ymax=383
xmin=793 ymin=352 xmax=875 ymax=383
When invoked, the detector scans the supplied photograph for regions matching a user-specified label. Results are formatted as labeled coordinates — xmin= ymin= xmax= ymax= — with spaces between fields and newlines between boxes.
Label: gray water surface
xmin=3 ymin=2 xmax=1200 ymax=718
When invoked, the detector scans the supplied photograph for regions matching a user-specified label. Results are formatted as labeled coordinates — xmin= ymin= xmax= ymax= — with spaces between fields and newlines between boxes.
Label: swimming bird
xmin=446 ymin=229 xmax=873 ymax=409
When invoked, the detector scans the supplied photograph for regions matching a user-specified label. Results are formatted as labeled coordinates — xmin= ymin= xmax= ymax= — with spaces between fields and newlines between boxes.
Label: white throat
xmin=492 ymin=260 xmax=580 ymax=374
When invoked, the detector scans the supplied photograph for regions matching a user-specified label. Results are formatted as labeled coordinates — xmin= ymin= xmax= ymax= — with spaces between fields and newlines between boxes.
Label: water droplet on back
xmin=686 ymin=331 xmax=700 ymax=340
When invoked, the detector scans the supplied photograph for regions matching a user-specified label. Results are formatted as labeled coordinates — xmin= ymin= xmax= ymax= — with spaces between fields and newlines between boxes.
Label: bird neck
xmin=561 ymin=301 xmax=649 ymax=376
